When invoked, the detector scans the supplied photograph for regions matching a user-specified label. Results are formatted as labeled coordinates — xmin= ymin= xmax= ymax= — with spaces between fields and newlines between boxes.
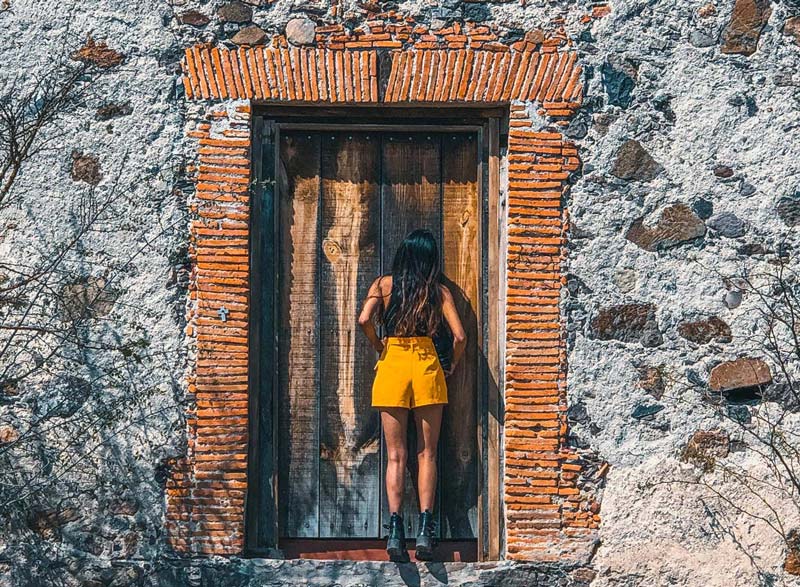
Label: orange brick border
xmin=168 ymin=41 xmax=600 ymax=561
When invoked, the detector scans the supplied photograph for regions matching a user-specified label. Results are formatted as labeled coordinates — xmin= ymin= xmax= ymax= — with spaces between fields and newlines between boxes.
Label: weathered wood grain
xmin=278 ymin=132 xmax=321 ymax=537
xmin=440 ymin=133 xmax=480 ymax=539
xmin=380 ymin=132 xmax=442 ymax=535
xmin=318 ymin=132 xmax=382 ymax=537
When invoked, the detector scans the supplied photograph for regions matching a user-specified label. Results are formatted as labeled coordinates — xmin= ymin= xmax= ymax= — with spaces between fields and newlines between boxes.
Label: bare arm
xmin=358 ymin=277 xmax=385 ymax=354
xmin=441 ymin=285 xmax=466 ymax=375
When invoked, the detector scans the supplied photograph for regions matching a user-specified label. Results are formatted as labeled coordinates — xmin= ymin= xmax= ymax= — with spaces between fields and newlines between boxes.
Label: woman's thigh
xmin=381 ymin=408 xmax=409 ymax=457
xmin=413 ymin=404 xmax=444 ymax=455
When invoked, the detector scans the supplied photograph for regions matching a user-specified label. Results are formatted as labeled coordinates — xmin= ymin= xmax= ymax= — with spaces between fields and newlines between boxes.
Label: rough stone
xmin=707 ymin=212 xmax=746 ymax=238
xmin=786 ymin=529 xmax=800 ymax=576
xmin=785 ymin=17 xmax=800 ymax=45
xmin=95 ymin=101 xmax=133 ymax=121
xmin=177 ymin=10 xmax=210 ymax=27
xmin=70 ymin=151 xmax=102 ymax=185
xmin=713 ymin=164 xmax=734 ymax=178
xmin=727 ymin=404 xmax=752 ymax=423
xmin=0 ymin=424 xmax=19 ymax=444
xmin=625 ymin=204 xmax=706 ymax=251
xmin=27 ymin=508 xmax=80 ymax=541
xmin=681 ymin=429 xmax=730 ymax=471
xmin=601 ymin=56 xmax=637 ymax=109
xmin=285 ymin=17 xmax=316 ymax=46
xmin=217 ymin=1 xmax=252 ymax=23
xmin=590 ymin=303 xmax=662 ymax=347
xmin=108 ymin=497 xmax=139 ymax=516
xmin=698 ymin=2 xmax=717 ymax=17
xmin=631 ymin=404 xmax=664 ymax=419
xmin=739 ymin=181 xmax=757 ymax=196
xmin=610 ymin=139 xmax=663 ymax=181
xmin=709 ymin=357 xmax=772 ymax=391
xmin=776 ymin=192 xmax=800 ymax=226
xmin=60 ymin=276 xmax=118 ymax=318
xmin=692 ymin=198 xmax=714 ymax=220
xmin=232 ymin=25 xmax=268 ymax=46
xmin=678 ymin=316 xmax=732 ymax=344
xmin=637 ymin=365 xmax=666 ymax=399
xmin=689 ymin=30 xmax=716 ymax=48
xmin=613 ymin=267 xmax=636 ymax=293
xmin=70 ymin=36 xmax=125 ymax=68
xmin=720 ymin=0 xmax=772 ymax=56
xmin=724 ymin=289 xmax=743 ymax=309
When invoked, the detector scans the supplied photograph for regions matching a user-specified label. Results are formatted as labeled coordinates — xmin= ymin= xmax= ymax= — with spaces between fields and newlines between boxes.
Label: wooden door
xmin=275 ymin=129 xmax=480 ymax=542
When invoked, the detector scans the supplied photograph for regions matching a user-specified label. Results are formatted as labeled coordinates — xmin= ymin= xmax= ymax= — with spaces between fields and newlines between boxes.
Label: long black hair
xmin=380 ymin=228 xmax=444 ymax=337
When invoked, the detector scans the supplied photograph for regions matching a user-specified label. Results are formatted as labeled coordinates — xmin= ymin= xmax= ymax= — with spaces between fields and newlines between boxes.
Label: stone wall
xmin=566 ymin=0 xmax=800 ymax=584
xmin=0 ymin=0 xmax=798 ymax=586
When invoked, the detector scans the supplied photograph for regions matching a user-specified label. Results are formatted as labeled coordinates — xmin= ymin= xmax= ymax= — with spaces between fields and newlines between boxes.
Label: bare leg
xmin=381 ymin=408 xmax=409 ymax=514
xmin=414 ymin=404 xmax=443 ymax=512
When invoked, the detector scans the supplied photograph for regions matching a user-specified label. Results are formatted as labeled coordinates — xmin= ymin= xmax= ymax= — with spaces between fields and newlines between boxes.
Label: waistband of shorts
xmin=385 ymin=336 xmax=434 ymax=346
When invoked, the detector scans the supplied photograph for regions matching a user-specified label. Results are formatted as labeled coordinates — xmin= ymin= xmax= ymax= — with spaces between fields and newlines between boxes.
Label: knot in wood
xmin=322 ymin=238 xmax=342 ymax=263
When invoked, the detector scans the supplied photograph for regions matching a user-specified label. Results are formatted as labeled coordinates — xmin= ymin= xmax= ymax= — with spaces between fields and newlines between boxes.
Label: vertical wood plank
xmin=486 ymin=118 xmax=502 ymax=560
xmin=440 ymin=132 xmax=480 ymax=539
xmin=319 ymin=132 xmax=382 ymax=537
xmin=380 ymin=132 xmax=442 ymax=535
xmin=277 ymin=132 xmax=322 ymax=537
xmin=246 ymin=118 xmax=278 ymax=549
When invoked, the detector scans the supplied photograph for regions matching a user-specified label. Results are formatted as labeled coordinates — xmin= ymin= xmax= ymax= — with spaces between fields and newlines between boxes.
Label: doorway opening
xmin=246 ymin=107 xmax=504 ymax=561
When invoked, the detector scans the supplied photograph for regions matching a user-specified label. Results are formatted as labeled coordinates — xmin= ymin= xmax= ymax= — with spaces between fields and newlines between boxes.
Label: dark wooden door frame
xmin=245 ymin=106 xmax=505 ymax=561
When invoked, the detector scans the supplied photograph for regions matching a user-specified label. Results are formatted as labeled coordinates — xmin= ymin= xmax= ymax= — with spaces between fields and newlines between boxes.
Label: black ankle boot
xmin=384 ymin=512 xmax=408 ymax=562
xmin=415 ymin=510 xmax=437 ymax=561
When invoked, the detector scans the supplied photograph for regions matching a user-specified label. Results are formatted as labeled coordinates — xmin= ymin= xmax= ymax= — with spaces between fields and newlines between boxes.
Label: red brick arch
xmin=167 ymin=40 xmax=599 ymax=562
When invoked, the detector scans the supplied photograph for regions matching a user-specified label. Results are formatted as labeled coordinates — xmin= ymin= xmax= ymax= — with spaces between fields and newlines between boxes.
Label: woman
xmin=358 ymin=229 xmax=467 ymax=562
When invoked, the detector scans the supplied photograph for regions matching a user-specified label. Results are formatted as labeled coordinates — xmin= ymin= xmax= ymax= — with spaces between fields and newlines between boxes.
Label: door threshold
xmin=277 ymin=539 xmax=477 ymax=562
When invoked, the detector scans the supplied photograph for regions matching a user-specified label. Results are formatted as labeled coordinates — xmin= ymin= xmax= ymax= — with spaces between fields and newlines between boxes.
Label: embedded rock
xmin=637 ymin=365 xmax=666 ymax=399
xmin=613 ymin=267 xmax=636 ymax=293
xmin=776 ymin=192 xmax=800 ymax=226
xmin=232 ymin=25 xmax=268 ymax=46
xmin=625 ymin=204 xmax=706 ymax=251
xmin=217 ymin=1 xmax=252 ymax=23
xmin=785 ymin=17 xmax=800 ymax=45
xmin=786 ymin=529 xmax=800 ymax=576
xmin=60 ymin=276 xmax=118 ymax=318
xmin=681 ymin=429 xmax=730 ymax=471
xmin=709 ymin=357 xmax=772 ymax=391
xmin=631 ymin=404 xmax=664 ymax=419
xmin=70 ymin=151 xmax=102 ymax=185
xmin=285 ymin=17 xmax=316 ymax=46
xmin=678 ymin=316 xmax=732 ymax=344
xmin=177 ymin=10 xmax=210 ymax=27
xmin=720 ymin=0 xmax=772 ymax=56
xmin=96 ymin=101 xmax=133 ymax=120
xmin=71 ymin=36 xmax=124 ymax=68
xmin=692 ymin=198 xmax=713 ymax=220
xmin=590 ymin=303 xmax=662 ymax=346
xmin=724 ymin=289 xmax=743 ymax=309
xmin=610 ymin=139 xmax=662 ymax=181
xmin=601 ymin=56 xmax=637 ymax=109
xmin=0 ymin=424 xmax=19 ymax=444
xmin=707 ymin=212 xmax=746 ymax=237
xmin=713 ymin=164 xmax=734 ymax=178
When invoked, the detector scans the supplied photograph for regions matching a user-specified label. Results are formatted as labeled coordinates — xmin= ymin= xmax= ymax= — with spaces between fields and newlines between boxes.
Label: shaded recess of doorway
xmin=246 ymin=107 xmax=505 ymax=562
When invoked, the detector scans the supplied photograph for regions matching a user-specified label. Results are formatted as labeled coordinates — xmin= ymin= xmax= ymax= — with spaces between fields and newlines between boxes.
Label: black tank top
xmin=383 ymin=277 xmax=453 ymax=371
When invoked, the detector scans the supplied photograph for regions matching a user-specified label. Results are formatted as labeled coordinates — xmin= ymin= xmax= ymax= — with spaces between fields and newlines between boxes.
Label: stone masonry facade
xmin=2 ymin=0 xmax=800 ymax=585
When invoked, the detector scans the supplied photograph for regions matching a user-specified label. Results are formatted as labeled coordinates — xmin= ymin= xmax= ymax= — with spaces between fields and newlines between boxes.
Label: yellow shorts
xmin=371 ymin=336 xmax=448 ymax=409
